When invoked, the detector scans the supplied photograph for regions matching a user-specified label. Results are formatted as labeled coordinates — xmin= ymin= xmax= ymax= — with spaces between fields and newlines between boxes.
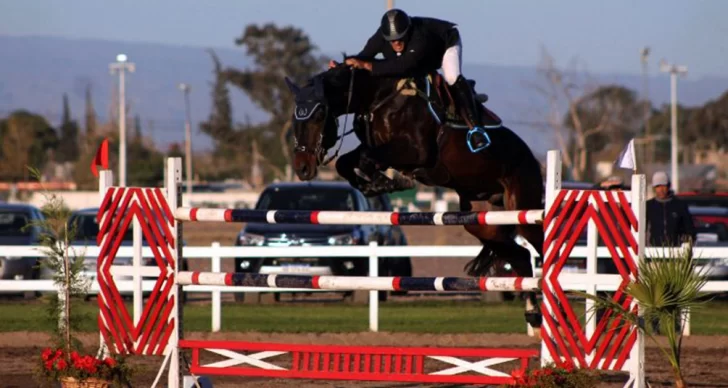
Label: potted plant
xmin=40 ymin=348 xmax=127 ymax=388
xmin=576 ymin=242 xmax=711 ymax=388
xmin=27 ymin=167 xmax=131 ymax=387
xmin=510 ymin=363 xmax=599 ymax=387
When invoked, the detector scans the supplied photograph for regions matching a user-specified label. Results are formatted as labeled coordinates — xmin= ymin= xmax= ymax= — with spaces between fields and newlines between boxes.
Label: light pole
xmin=109 ymin=54 xmax=135 ymax=187
xmin=659 ymin=59 xmax=688 ymax=193
xmin=640 ymin=47 xmax=651 ymax=165
xmin=178 ymin=83 xmax=193 ymax=205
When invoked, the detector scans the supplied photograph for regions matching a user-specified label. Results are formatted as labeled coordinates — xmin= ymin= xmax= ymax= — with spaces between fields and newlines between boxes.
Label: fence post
xmin=211 ymin=242 xmax=221 ymax=333
xmin=97 ymin=169 xmax=114 ymax=359
xmin=368 ymin=241 xmax=379 ymax=332
xmin=133 ymin=218 xmax=142 ymax=325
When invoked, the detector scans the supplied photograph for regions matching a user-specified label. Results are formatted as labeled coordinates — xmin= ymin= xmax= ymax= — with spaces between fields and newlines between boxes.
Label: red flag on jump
xmin=91 ymin=138 xmax=109 ymax=178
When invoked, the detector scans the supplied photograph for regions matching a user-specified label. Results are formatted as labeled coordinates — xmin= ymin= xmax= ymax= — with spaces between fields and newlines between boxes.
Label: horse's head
xmin=285 ymin=65 xmax=359 ymax=181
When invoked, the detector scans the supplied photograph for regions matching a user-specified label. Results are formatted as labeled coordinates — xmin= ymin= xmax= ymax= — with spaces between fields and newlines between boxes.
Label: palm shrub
xmin=575 ymin=242 xmax=711 ymax=388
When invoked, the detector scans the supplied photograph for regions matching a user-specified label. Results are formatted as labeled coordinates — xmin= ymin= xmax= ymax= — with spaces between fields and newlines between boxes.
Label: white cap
xmin=651 ymin=171 xmax=670 ymax=187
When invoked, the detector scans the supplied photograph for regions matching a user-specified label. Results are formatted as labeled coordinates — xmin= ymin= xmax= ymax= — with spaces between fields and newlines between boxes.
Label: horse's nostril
xmin=301 ymin=165 xmax=309 ymax=177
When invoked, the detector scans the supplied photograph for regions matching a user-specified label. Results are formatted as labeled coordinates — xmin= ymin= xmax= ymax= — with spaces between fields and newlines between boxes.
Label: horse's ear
xmin=284 ymin=77 xmax=301 ymax=96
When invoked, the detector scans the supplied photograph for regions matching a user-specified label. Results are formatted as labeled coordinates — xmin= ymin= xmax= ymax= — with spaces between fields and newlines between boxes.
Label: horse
xmin=284 ymin=64 xmax=545 ymax=329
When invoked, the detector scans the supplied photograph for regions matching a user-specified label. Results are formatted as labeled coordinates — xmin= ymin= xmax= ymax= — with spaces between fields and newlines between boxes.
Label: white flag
xmin=615 ymin=138 xmax=636 ymax=171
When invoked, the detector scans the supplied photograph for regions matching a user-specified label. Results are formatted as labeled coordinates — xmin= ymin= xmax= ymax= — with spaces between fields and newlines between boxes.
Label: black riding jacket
xmin=355 ymin=17 xmax=460 ymax=78
xmin=646 ymin=194 xmax=696 ymax=247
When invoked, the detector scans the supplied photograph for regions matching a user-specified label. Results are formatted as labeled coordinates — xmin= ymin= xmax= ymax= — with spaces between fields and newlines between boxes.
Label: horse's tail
xmin=502 ymin=133 xmax=546 ymax=260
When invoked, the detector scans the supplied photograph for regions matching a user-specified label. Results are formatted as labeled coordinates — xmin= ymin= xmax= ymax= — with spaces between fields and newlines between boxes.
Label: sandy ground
xmin=2 ymin=332 xmax=728 ymax=387
xmin=2 ymin=223 xmax=727 ymax=387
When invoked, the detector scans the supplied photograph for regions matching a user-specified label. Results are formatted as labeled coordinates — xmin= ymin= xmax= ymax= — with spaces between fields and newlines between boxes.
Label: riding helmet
xmin=380 ymin=9 xmax=411 ymax=41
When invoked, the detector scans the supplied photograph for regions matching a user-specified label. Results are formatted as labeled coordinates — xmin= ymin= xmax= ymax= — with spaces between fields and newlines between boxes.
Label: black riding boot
xmin=451 ymin=75 xmax=491 ymax=152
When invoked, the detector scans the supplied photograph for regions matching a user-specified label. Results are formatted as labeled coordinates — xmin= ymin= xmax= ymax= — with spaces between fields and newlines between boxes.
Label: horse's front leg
xmin=335 ymin=146 xmax=380 ymax=195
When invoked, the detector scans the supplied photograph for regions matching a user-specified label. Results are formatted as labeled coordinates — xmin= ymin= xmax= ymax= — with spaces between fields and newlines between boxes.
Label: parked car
xmin=678 ymin=191 xmax=728 ymax=209
xmin=39 ymin=208 xmax=189 ymax=299
xmin=0 ymin=203 xmax=46 ymax=283
xmin=234 ymin=181 xmax=412 ymax=301
xmin=688 ymin=206 xmax=728 ymax=281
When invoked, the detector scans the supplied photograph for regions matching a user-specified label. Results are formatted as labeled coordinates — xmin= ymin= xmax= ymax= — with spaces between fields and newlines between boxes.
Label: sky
xmin=1 ymin=0 xmax=727 ymax=79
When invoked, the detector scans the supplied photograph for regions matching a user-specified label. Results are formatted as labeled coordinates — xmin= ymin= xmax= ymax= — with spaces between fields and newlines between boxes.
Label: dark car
xmin=686 ymin=206 xmax=728 ymax=281
xmin=234 ymin=182 xmax=412 ymax=296
xmin=678 ymin=191 xmax=728 ymax=209
xmin=41 ymin=208 xmax=189 ymax=299
xmin=0 ymin=203 xmax=46 ymax=281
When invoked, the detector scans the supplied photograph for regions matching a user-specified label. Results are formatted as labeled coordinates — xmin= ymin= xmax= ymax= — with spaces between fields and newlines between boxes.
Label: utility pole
xmin=178 ymin=83 xmax=193 ymax=205
xmin=640 ymin=47 xmax=651 ymax=165
xmin=109 ymin=54 xmax=135 ymax=187
xmin=659 ymin=59 xmax=688 ymax=193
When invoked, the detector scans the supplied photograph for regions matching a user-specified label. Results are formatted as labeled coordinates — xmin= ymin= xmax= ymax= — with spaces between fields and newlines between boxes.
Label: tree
xmin=200 ymin=50 xmax=234 ymax=152
xmin=223 ymin=23 xmax=328 ymax=179
xmin=166 ymin=143 xmax=185 ymax=159
xmin=683 ymin=90 xmax=728 ymax=159
xmin=133 ymin=115 xmax=143 ymax=143
xmin=198 ymin=50 xmax=240 ymax=180
xmin=57 ymin=94 xmax=80 ymax=163
xmin=535 ymin=49 xmax=645 ymax=181
xmin=0 ymin=110 xmax=58 ymax=180
xmin=127 ymin=140 xmax=164 ymax=187
xmin=72 ymin=123 xmax=117 ymax=190
xmin=84 ymin=83 xmax=97 ymax=142
xmin=127 ymin=120 xmax=163 ymax=187
xmin=644 ymin=90 xmax=728 ymax=167
xmin=645 ymin=104 xmax=694 ymax=164
xmin=563 ymin=85 xmax=644 ymax=175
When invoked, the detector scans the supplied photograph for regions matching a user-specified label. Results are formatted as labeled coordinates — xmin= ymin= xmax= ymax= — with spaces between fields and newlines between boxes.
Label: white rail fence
xmin=2 ymin=243 xmax=727 ymax=336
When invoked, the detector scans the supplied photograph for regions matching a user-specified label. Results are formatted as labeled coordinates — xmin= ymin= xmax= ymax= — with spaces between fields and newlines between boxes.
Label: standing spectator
xmin=645 ymin=171 xmax=695 ymax=334
xmin=646 ymin=171 xmax=695 ymax=247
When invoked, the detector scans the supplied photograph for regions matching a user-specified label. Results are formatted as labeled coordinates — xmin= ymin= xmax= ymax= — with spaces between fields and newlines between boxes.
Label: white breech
xmin=442 ymin=39 xmax=462 ymax=86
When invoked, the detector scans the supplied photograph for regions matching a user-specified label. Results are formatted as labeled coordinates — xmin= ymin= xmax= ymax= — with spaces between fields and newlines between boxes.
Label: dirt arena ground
xmin=2 ymin=223 xmax=727 ymax=387
xmin=2 ymin=332 xmax=728 ymax=387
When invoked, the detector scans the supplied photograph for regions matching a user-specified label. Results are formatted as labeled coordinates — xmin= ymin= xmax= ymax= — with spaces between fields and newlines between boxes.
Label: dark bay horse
xmin=284 ymin=65 xmax=545 ymax=328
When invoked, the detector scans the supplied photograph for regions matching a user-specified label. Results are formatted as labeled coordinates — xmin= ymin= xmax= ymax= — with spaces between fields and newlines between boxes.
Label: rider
xmin=330 ymin=8 xmax=491 ymax=152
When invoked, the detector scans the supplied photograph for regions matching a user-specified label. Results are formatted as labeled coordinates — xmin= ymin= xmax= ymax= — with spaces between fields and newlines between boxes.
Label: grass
xmin=1 ymin=298 xmax=727 ymax=335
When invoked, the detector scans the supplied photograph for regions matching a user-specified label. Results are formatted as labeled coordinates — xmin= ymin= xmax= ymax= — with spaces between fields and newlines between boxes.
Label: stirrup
xmin=466 ymin=126 xmax=491 ymax=153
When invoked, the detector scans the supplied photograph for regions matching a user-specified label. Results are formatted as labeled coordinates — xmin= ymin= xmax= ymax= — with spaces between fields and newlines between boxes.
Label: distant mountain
xmin=1 ymin=35 xmax=726 ymax=157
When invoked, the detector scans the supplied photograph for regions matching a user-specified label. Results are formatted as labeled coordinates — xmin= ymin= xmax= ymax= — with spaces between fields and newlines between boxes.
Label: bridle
xmin=292 ymin=67 xmax=356 ymax=166
xmin=292 ymin=102 xmax=328 ymax=159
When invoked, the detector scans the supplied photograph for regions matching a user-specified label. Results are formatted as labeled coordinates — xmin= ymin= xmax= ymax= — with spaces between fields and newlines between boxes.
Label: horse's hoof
xmin=361 ymin=188 xmax=378 ymax=197
xmin=392 ymin=176 xmax=416 ymax=190
xmin=525 ymin=309 xmax=543 ymax=328
xmin=360 ymin=184 xmax=384 ymax=197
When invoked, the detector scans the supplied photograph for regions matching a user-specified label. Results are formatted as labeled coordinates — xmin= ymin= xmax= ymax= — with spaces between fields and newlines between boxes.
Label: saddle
xmin=397 ymin=73 xmax=503 ymax=129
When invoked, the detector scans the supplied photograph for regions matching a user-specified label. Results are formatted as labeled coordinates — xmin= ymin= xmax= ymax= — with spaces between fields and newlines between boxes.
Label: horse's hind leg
xmin=458 ymin=196 xmax=514 ymax=276
xmin=502 ymin=170 xmax=546 ymax=331
xmin=460 ymin=197 xmax=543 ymax=330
